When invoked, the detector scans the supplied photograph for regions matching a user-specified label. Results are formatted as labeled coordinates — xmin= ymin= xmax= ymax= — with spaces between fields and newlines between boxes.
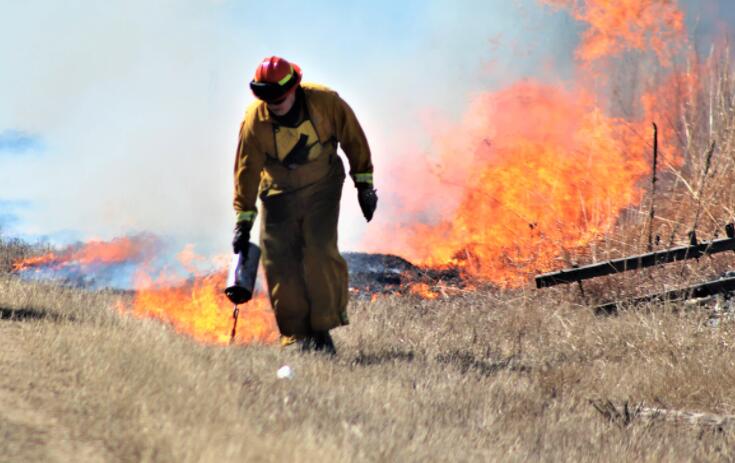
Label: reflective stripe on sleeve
xmin=354 ymin=173 xmax=373 ymax=184
xmin=236 ymin=210 xmax=257 ymax=223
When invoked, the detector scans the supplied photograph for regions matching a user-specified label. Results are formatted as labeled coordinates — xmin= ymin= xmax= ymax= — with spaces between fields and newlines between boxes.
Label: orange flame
xmin=541 ymin=0 xmax=685 ymax=65
xmin=366 ymin=0 xmax=694 ymax=287
xmin=121 ymin=268 xmax=278 ymax=345
xmin=408 ymin=283 xmax=440 ymax=300
xmin=371 ymin=83 xmax=650 ymax=286
xmin=13 ymin=237 xmax=278 ymax=344
xmin=12 ymin=253 xmax=59 ymax=272
xmin=112 ymin=242 xmax=280 ymax=345
xmin=12 ymin=235 xmax=157 ymax=272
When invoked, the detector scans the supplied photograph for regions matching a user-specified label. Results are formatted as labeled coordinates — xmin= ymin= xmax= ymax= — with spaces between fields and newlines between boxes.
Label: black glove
xmin=357 ymin=184 xmax=378 ymax=222
xmin=232 ymin=221 xmax=252 ymax=254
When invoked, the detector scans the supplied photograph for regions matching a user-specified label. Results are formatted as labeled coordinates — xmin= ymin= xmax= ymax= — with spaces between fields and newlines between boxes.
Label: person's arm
xmin=333 ymin=94 xmax=374 ymax=187
xmin=332 ymin=93 xmax=377 ymax=222
xmin=232 ymin=119 xmax=265 ymax=251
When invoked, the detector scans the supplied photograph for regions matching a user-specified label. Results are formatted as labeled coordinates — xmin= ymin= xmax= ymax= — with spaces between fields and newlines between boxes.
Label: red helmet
xmin=249 ymin=56 xmax=302 ymax=103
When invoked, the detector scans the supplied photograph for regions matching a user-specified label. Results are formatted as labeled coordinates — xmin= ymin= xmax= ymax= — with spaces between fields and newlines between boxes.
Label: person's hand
xmin=357 ymin=184 xmax=378 ymax=222
xmin=232 ymin=221 xmax=252 ymax=254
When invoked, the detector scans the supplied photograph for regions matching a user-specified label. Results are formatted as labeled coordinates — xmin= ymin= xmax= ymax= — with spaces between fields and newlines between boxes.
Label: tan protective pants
xmin=259 ymin=156 xmax=349 ymax=336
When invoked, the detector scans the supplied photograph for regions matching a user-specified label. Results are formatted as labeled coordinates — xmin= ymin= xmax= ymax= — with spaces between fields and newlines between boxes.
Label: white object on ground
xmin=277 ymin=365 xmax=294 ymax=379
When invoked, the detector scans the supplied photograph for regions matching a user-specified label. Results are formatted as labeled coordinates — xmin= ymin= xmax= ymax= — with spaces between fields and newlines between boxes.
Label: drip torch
xmin=225 ymin=242 xmax=261 ymax=343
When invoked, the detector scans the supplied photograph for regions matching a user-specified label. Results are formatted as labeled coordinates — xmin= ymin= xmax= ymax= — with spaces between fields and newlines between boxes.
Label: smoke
xmin=681 ymin=0 xmax=735 ymax=53
xmin=1 ymin=0 xmax=732 ymax=265
xmin=0 ymin=0 xmax=578 ymax=258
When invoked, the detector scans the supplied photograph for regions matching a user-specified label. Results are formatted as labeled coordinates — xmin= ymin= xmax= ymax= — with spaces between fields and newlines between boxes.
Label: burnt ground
xmin=344 ymin=252 xmax=471 ymax=298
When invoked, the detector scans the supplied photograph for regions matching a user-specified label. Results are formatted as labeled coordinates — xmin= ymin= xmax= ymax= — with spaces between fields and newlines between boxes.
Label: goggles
xmin=249 ymin=67 xmax=299 ymax=103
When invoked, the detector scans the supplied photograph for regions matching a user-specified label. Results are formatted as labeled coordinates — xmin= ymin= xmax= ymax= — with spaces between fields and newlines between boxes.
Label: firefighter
xmin=232 ymin=56 xmax=377 ymax=355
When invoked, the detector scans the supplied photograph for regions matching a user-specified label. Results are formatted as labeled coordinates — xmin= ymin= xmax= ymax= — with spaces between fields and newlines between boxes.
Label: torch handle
xmin=230 ymin=304 xmax=240 ymax=344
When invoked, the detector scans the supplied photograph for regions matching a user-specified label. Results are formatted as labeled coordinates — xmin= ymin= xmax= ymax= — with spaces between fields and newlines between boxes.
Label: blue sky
xmin=0 ymin=130 xmax=43 ymax=154
xmin=0 ymin=0 xmax=722 ymax=259
xmin=0 ymin=199 xmax=32 ymax=230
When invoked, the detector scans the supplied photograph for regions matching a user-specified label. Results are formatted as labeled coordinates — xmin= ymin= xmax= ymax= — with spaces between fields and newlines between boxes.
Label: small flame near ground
xmin=120 ymin=245 xmax=279 ymax=346
xmin=122 ymin=269 xmax=278 ymax=346
xmin=12 ymin=238 xmax=280 ymax=345
xmin=12 ymin=235 xmax=158 ymax=272
xmin=409 ymin=283 xmax=440 ymax=300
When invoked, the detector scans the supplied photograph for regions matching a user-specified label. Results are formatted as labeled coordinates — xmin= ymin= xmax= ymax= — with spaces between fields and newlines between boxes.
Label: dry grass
xmin=553 ymin=43 xmax=735 ymax=309
xmin=2 ymin=271 xmax=735 ymax=462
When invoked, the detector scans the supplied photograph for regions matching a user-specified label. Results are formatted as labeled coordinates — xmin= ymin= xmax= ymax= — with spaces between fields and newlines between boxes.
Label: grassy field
xmin=2 ymin=264 xmax=735 ymax=462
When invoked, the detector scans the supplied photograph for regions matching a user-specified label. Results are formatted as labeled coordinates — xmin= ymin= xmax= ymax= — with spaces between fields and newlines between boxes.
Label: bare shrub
xmin=0 ymin=235 xmax=34 ymax=274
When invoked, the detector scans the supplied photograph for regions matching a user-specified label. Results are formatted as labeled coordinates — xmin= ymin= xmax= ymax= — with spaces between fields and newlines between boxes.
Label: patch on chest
xmin=275 ymin=120 xmax=322 ymax=167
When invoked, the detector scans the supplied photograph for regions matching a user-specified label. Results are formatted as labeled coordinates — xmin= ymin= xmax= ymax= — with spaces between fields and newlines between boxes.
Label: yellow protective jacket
xmin=233 ymin=83 xmax=373 ymax=221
